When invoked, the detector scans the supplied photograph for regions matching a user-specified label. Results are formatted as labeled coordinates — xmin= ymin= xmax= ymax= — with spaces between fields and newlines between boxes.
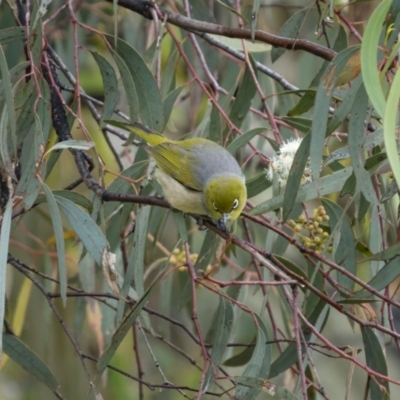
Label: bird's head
xmin=204 ymin=175 xmax=247 ymax=230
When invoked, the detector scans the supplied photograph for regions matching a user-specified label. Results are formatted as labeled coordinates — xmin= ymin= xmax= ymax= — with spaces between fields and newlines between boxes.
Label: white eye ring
xmin=232 ymin=199 xmax=239 ymax=209
xmin=213 ymin=202 xmax=218 ymax=211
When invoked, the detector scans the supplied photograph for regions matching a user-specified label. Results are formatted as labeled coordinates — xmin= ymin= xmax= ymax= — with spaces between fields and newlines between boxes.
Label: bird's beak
xmin=217 ymin=213 xmax=229 ymax=230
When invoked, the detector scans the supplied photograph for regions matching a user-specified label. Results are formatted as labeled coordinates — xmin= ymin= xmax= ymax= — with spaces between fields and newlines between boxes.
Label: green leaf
xmin=0 ymin=197 xmax=13 ymax=356
xmin=327 ymin=75 xmax=363 ymax=135
xmin=251 ymin=0 xmax=260 ymax=41
xmin=0 ymin=44 xmax=16 ymax=179
xmin=36 ymin=190 xmax=93 ymax=212
xmin=16 ymin=114 xmax=46 ymax=210
xmin=203 ymin=295 xmax=234 ymax=392
xmin=271 ymin=7 xmax=309 ymax=62
xmin=92 ymin=52 xmax=119 ymax=126
xmin=172 ymin=210 xmax=188 ymax=244
xmin=47 ymin=140 xmax=95 ymax=152
xmin=3 ymin=332 xmax=59 ymax=390
xmin=228 ymin=59 xmax=257 ymax=131
xmin=348 ymin=83 xmax=377 ymax=204
xmin=180 ymin=231 xmax=220 ymax=307
xmin=354 ymin=256 xmax=400 ymax=298
xmin=227 ymin=127 xmax=266 ymax=154
xmin=383 ymin=63 xmax=400 ymax=192
xmin=224 ymin=340 xmax=256 ymax=367
xmin=96 ymin=270 xmax=165 ymax=377
xmin=55 ymin=196 xmax=108 ymax=266
xmin=163 ymin=84 xmax=184 ymax=126
xmin=322 ymin=198 xmax=356 ymax=291
xmin=113 ymin=52 xmax=139 ymax=122
xmin=275 ymin=255 xmax=307 ymax=281
xmin=233 ymin=376 xmax=299 ymax=400
xmin=310 ymin=46 xmax=360 ymax=181
xmin=161 ymin=48 xmax=179 ymax=98
xmin=361 ymin=327 xmax=390 ymax=400
xmin=361 ymin=0 xmax=392 ymax=120
xmin=0 ymin=27 xmax=25 ymax=45
xmin=207 ymin=104 xmax=223 ymax=144
xmin=246 ymin=171 xmax=271 ymax=198
xmin=235 ymin=315 xmax=271 ymax=400
xmin=116 ymin=206 xmax=151 ymax=325
xmin=269 ymin=343 xmax=298 ymax=379
xmin=42 ymin=183 xmax=67 ymax=307
xmin=280 ymin=116 xmax=312 ymax=133
xmin=251 ymin=166 xmax=352 ymax=215
xmin=287 ymin=90 xmax=316 ymax=116
xmin=368 ymin=242 xmax=400 ymax=261
xmin=282 ymin=134 xmax=310 ymax=221
xmin=108 ymin=35 xmax=164 ymax=130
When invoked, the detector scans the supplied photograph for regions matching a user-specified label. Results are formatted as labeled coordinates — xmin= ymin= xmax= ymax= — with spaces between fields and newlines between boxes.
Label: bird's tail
xmin=106 ymin=120 xmax=167 ymax=146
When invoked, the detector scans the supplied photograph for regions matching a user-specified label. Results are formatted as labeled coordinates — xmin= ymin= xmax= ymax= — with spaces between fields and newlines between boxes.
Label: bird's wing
xmin=149 ymin=142 xmax=203 ymax=191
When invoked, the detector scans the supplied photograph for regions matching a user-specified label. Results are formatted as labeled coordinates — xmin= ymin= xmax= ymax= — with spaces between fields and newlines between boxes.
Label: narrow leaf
xmin=228 ymin=60 xmax=257 ymax=131
xmin=203 ymin=296 xmax=234 ymax=392
xmin=55 ymin=196 xmax=108 ymax=265
xmin=109 ymin=35 xmax=164 ymax=130
xmin=227 ymin=127 xmax=266 ymax=154
xmin=282 ymin=134 xmax=310 ymax=221
xmin=235 ymin=315 xmax=271 ymax=399
xmin=0 ymin=27 xmax=25 ymax=45
xmin=361 ymin=327 xmax=390 ymax=400
xmin=163 ymin=85 xmax=184 ymax=125
xmin=92 ymin=52 xmax=119 ymax=126
xmin=251 ymin=167 xmax=352 ymax=215
xmin=116 ymin=206 xmax=151 ymax=325
xmin=348 ymin=83 xmax=377 ymax=204
xmin=383 ymin=65 xmax=400 ymax=191
xmin=42 ymin=183 xmax=67 ymax=307
xmin=271 ymin=7 xmax=309 ymax=63
xmin=0 ymin=197 xmax=13 ymax=357
xmin=310 ymin=46 xmax=360 ymax=181
xmin=354 ymin=256 xmax=400 ymax=298
xmin=96 ymin=271 xmax=165 ymax=377
xmin=47 ymin=140 xmax=95 ymax=152
xmin=322 ymin=198 xmax=356 ymax=291
xmin=3 ymin=332 xmax=59 ymax=390
xmin=360 ymin=0 xmax=392 ymax=119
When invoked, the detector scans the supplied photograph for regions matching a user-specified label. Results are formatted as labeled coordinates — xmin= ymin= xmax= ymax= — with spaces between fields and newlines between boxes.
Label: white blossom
xmin=266 ymin=138 xmax=312 ymax=187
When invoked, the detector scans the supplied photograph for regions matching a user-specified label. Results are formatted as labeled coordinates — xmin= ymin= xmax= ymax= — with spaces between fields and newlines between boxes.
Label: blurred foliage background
xmin=1 ymin=0 xmax=400 ymax=399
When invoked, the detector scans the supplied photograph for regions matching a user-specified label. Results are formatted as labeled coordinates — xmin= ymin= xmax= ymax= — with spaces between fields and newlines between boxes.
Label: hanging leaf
xmin=107 ymin=35 xmax=164 ymax=130
xmin=55 ymin=196 xmax=108 ymax=266
xmin=361 ymin=0 xmax=392 ymax=120
xmin=3 ymin=332 xmax=59 ymax=391
xmin=41 ymin=183 xmax=67 ymax=307
xmin=0 ymin=197 xmax=13 ymax=357
xmin=92 ymin=52 xmax=119 ymax=126
xmin=271 ymin=7 xmax=309 ymax=63
xmin=235 ymin=315 xmax=271 ymax=399
xmin=361 ymin=327 xmax=390 ymax=400
xmin=203 ymin=295 xmax=234 ymax=392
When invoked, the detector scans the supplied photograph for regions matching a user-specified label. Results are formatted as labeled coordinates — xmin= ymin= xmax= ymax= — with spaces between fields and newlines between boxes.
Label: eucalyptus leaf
xmin=361 ymin=327 xmax=390 ymax=400
xmin=55 ymin=196 xmax=108 ymax=266
xmin=42 ymin=183 xmax=67 ymax=307
xmin=92 ymin=52 xmax=119 ymax=126
xmin=203 ymin=295 xmax=234 ymax=392
xmin=251 ymin=167 xmax=352 ymax=215
xmin=3 ymin=332 xmax=59 ymax=390
xmin=0 ymin=197 xmax=13 ymax=356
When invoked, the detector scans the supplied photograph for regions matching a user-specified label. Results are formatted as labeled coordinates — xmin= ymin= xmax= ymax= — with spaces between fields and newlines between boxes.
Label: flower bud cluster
xmin=287 ymin=206 xmax=331 ymax=254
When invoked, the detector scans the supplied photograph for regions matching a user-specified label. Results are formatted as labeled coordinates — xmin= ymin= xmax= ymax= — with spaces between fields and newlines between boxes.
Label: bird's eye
xmin=232 ymin=199 xmax=239 ymax=210
xmin=213 ymin=202 xmax=219 ymax=211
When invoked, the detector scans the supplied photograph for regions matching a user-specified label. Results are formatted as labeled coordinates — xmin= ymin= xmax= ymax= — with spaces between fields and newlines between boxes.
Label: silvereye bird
xmin=110 ymin=121 xmax=247 ymax=230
